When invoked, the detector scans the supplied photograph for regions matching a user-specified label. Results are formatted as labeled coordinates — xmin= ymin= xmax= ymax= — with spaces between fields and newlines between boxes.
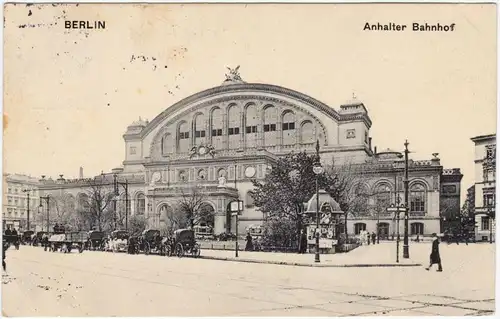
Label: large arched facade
xmin=34 ymin=73 xmax=459 ymax=237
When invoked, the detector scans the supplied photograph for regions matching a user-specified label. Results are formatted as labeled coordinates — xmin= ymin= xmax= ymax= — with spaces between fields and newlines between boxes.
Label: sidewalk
xmin=199 ymin=242 xmax=424 ymax=268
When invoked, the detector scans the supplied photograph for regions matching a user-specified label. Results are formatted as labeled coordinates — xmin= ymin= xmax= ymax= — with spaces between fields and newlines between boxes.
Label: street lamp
xmin=312 ymin=139 xmax=324 ymax=263
xmin=22 ymin=189 xmax=31 ymax=231
xmin=403 ymin=140 xmax=410 ymax=259
xmin=38 ymin=195 xmax=50 ymax=232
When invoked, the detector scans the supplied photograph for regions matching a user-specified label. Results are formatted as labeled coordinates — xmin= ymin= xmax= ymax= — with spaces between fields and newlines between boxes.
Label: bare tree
xmin=49 ymin=193 xmax=76 ymax=226
xmin=175 ymin=186 xmax=208 ymax=228
xmin=78 ymin=177 xmax=116 ymax=231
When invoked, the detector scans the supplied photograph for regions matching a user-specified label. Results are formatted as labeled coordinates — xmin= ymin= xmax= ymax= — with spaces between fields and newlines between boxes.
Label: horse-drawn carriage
xmin=138 ymin=229 xmax=164 ymax=255
xmin=3 ymin=233 xmax=20 ymax=250
xmin=47 ymin=231 xmax=87 ymax=253
xmin=21 ymin=230 xmax=35 ymax=245
xmin=164 ymin=229 xmax=200 ymax=258
xmin=108 ymin=230 xmax=129 ymax=253
xmin=86 ymin=230 xmax=106 ymax=251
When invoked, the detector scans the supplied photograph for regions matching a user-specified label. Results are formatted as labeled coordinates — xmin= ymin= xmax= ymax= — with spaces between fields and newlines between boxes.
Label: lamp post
xmin=229 ymin=200 xmax=243 ymax=258
xmin=38 ymin=195 xmax=50 ymax=232
xmin=403 ymin=140 xmax=410 ymax=259
xmin=312 ymin=139 xmax=324 ymax=263
xmin=22 ymin=189 xmax=31 ymax=231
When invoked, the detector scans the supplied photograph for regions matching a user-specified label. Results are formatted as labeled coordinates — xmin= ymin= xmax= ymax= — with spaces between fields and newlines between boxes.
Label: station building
xmin=36 ymin=70 xmax=462 ymax=237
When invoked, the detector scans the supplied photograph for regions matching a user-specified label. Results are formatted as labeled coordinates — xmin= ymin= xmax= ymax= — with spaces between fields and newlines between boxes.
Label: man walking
xmin=425 ymin=233 xmax=443 ymax=272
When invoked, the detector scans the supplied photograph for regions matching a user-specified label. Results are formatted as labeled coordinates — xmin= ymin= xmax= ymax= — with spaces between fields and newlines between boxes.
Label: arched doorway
xmin=378 ymin=222 xmax=390 ymax=240
xmin=195 ymin=202 xmax=215 ymax=238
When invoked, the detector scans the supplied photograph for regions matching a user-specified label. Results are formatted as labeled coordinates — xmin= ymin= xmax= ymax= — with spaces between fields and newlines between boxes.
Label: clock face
xmin=245 ymin=166 xmax=256 ymax=178
xmin=198 ymin=146 xmax=207 ymax=155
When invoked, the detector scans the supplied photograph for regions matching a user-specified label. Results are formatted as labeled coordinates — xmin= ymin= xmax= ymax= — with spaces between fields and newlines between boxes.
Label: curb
xmin=199 ymin=255 xmax=422 ymax=268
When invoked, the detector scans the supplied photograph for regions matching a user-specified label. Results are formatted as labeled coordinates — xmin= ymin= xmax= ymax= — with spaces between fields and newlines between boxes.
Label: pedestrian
xmin=245 ymin=232 xmax=253 ymax=251
xmin=455 ymin=233 xmax=460 ymax=245
xmin=298 ymin=229 xmax=308 ymax=254
xmin=416 ymin=234 xmax=420 ymax=243
xmin=5 ymin=226 xmax=12 ymax=236
xmin=371 ymin=232 xmax=376 ymax=245
xmin=366 ymin=231 xmax=370 ymax=245
xmin=425 ymin=233 xmax=443 ymax=272
xmin=2 ymin=239 xmax=9 ymax=272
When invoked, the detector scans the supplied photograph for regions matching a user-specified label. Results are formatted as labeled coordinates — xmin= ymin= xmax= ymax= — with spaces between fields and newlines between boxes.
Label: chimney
xmin=374 ymin=146 xmax=377 ymax=155
xmin=369 ymin=137 xmax=372 ymax=150
xmin=79 ymin=167 xmax=84 ymax=179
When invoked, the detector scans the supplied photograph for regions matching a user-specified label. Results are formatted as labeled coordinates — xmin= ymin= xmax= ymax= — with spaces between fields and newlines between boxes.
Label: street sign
xmin=230 ymin=200 xmax=244 ymax=212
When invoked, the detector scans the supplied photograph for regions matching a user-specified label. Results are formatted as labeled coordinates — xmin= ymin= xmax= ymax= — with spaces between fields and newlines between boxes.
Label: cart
xmin=108 ymin=230 xmax=130 ymax=253
xmin=170 ymin=229 xmax=200 ymax=258
xmin=48 ymin=232 xmax=87 ymax=253
xmin=21 ymin=230 xmax=35 ymax=245
xmin=32 ymin=231 xmax=48 ymax=246
xmin=86 ymin=230 xmax=106 ymax=251
xmin=139 ymin=229 xmax=164 ymax=255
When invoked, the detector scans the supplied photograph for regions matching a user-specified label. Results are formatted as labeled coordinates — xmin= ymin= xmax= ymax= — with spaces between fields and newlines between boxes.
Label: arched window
xmin=263 ymin=105 xmax=278 ymax=146
xmin=135 ymin=193 xmax=145 ymax=215
xmin=411 ymin=222 xmax=424 ymax=235
xmin=193 ymin=113 xmax=206 ymax=145
xmin=300 ymin=121 xmax=314 ymax=144
xmin=177 ymin=121 xmax=189 ymax=153
xmin=353 ymin=184 xmax=370 ymax=214
xmin=354 ymin=223 xmax=366 ymax=235
xmin=410 ymin=183 xmax=426 ymax=213
xmin=245 ymin=191 xmax=255 ymax=208
xmin=196 ymin=203 xmax=215 ymax=228
xmin=210 ymin=107 xmax=224 ymax=149
xmin=161 ymin=133 xmax=173 ymax=155
xmin=282 ymin=111 xmax=296 ymax=145
xmin=227 ymin=104 xmax=240 ymax=149
xmin=77 ymin=193 xmax=89 ymax=211
xmin=375 ymin=183 xmax=392 ymax=211
xmin=244 ymin=104 xmax=259 ymax=148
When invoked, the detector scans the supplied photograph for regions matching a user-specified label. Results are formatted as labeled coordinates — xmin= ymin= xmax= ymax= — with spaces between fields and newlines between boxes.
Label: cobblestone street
xmin=2 ymin=243 xmax=495 ymax=316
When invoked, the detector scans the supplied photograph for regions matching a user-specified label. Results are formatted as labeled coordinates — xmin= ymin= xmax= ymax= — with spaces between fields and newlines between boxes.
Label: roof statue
xmin=223 ymin=65 xmax=244 ymax=84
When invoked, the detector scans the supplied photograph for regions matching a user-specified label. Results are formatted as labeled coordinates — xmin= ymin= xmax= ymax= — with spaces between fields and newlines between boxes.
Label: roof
xmin=471 ymin=134 xmax=496 ymax=143
xmin=135 ymin=82 xmax=373 ymax=138
xmin=305 ymin=189 xmax=343 ymax=213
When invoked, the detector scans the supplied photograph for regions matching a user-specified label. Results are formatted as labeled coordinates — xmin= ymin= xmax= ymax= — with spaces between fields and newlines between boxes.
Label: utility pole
xmin=403 ymin=140 xmax=410 ymax=259
xmin=113 ymin=174 xmax=118 ymax=230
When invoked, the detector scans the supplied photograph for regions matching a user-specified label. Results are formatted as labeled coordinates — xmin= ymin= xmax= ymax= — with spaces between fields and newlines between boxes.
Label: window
xmin=282 ymin=122 xmax=295 ymax=131
xmin=481 ymin=217 xmax=490 ymax=230
xmin=486 ymin=145 xmax=496 ymax=159
xmin=211 ymin=129 xmax=223 ymax=136
xmin=484 ymin=194 xmax=495 ymax=207
xmin=136 ymin=193 xmax=145 ymax=215
xmin=264 ymin=124 xmax=276 ymax=132
xmin=365 ymin=132 xmax=368 ymax=143
xmin=354 ymin=223 xmax=366 ymax=235
xmin=375 ymin=184 xmax=392 ymax=210
xmin=179 ymin=131 xmax=189 ymax=139
xmin=410 ymin=184 xmax=426 ymax=212
xmin=7 ymin=188 xmax=11 ymax=193
xmin=195 ymin=130 xmax=206 ymax=138
xmin=246 ymin=191 xmax=255 ymax=208
xmin=300 ymin=121 xmax=314 ymax=144
xmin=411 ymin=223 xmax=424 ymax=235
xmin=245 ymin=126 xmax=257 ymax=134
xmin=228 ymin=127 xmax=240 ymax=135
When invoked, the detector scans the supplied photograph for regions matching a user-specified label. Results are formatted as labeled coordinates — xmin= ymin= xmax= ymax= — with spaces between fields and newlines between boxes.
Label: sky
xmin=3 ymin=3 xmax=497 ymax=202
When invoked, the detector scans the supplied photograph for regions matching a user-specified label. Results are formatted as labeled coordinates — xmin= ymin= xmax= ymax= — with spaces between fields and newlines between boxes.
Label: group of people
xmin=359 ymin=230 xmax=378 ymax=245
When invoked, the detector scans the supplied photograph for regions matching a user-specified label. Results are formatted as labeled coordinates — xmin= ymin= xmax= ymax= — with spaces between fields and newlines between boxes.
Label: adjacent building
xmin=35 ymin=70 xmax=462 ymax=237
xmin=2 ymin=173 xmax=40 ymax=231
xmin=471 ymin=134 xmax=496 ymax=242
